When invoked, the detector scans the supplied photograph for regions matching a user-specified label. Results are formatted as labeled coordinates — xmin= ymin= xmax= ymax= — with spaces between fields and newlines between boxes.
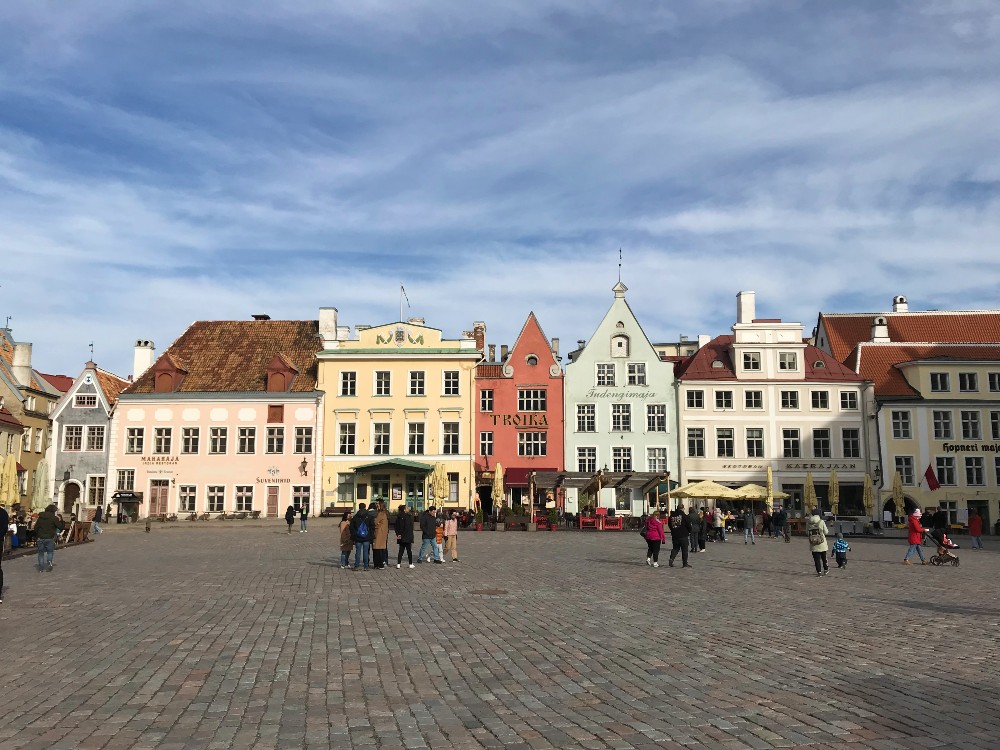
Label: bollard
xmin=145 ymin=516 xmax=151 ymax=533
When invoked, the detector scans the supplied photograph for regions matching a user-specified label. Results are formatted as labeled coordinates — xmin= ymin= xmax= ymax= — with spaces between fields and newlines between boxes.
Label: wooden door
xmin=267 ymin=486 xmax=279 ymax=517
xmin=150 ymin=480 xmax=169 ymax=516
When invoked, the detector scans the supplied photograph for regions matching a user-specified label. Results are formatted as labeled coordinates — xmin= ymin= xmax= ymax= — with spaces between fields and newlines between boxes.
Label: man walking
xmin=743 ymin=508 xmax=755 ymax=544
xmin=667 ymin=504 xmax=693 ymax=568
xmin=350 ymin=502 xmax=373 ymax=571
xmin=687 ymin=506 xmax=700 ymax=553
xmin=0 ymin=504 xmax=7 ymax=602
xmin=35 ymin=504 xmax=65 ymax=573
xmin=968 ymin=509 xmax=984 ymax=550
xmin=417 ymin=506 xmax=437 ymax=563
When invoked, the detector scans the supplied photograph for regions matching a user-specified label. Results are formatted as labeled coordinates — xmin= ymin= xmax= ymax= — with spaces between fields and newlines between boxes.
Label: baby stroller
xmin=925 ymin=529 xmax=960 ymax=567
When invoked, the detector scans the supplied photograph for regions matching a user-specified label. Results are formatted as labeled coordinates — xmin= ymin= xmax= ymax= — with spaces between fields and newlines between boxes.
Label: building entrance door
xmin=267 ymin=486 xmax=279 ymax=517
xmin=150 ymin=480 xmax=169 ymax=516
xmin=63 ymin=482 xmax=80 ymax=514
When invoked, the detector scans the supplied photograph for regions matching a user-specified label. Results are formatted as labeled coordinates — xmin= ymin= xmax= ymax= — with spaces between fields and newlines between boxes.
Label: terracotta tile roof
xmin=93 ymin=368 xmax=131 ymax=406
xmin=851 ymin=342 xmax=1000 ymax=398
xmin=820 ymin=311 xmax=1000 ymax=363
xmin=0 ymin=406 xmax=23 ymax=430
xmin=476 ymin=364 xmax=505 ymax=378
xmin=38 ymin=372 xmax=74 ymax=393
xmin=676 ymin=335 xmax=863 ymax=382
xmin=125 ymin=320 xmax=321 ymax=395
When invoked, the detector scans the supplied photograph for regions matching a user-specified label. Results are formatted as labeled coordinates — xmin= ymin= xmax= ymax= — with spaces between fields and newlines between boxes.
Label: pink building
xmin=107 ymin=319 xmax=324 ymax=519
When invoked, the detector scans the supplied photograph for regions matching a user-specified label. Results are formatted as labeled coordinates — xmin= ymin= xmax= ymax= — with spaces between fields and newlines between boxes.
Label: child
xmin=832 ymin=532 xmax=851 ymax=568
xmin=433 ymin=515 xmax=445 ymax=564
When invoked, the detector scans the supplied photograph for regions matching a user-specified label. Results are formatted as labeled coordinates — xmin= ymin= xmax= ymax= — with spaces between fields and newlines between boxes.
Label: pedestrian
xmin=667 ymin=504 xmax=693 ymax=568
xmin=34 ymin=504 xmax=65 ymax=573
xmin=395 ymin=504 xmax=415 ymax=569
xmin=903 ymin=508 xmax=929 ymax=565
xmin=968 ymin=509 xmax=984 ymax=550
xmin=373 ymin=501 xmax=389 ymax=569
xmin=832 ymin=532 xmax=851 ymax=568
xmin=444 ymin=510 xmax=460 ymax=562
xmin=713 ymin=507 xmax=726 ymax=542
xmin=92 ymin=504 xmax=103 ymax=535
xmin=643 ymin=509 xmax=665 ymax=567
xmin=433 ymin=513 xmax=445 ymax=564
xmin=338 ymin=511 xmax=353 ymax=568
xmin=697 ymin=507 xmax=707 ymax=551
xmin=743 ymin=508 xmax=756 ymax=545
xmin=350 ymin=502 xmax=372 ymax=571
xmin=687 ymin=506 xmax=699 ymax=553
xmin=807 ymin=507 xmax=830 ymax=576
xmin=417 ymin=506 xmax=437 ymax=563
xmin=0 ymin=504 xmax=7 ymax=603
xmin=105 ymin=504 xmax=112 ymax=527
xmin=284 ymin=504 xmax=296 ymax=534
xmin=772 ymin=506 xmax=784 ymax=539
xmin=761 ymin=508 xmax=772 ymax=537
xmin=299 ymin=504 xmax=309 ymax=533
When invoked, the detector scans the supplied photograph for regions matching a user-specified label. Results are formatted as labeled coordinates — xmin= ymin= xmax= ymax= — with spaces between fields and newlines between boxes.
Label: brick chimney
xmin=500 ymin=344 xmax=509 ymax=362
xmin=488 ymin=344 xmax=496 ymax=362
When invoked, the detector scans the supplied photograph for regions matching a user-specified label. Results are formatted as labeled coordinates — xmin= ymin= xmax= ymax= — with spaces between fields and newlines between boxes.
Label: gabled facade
xmin=474 ymin=313 xmax=564 ymax=512
xmin=563 ymin=282 xmax=678 ymax=515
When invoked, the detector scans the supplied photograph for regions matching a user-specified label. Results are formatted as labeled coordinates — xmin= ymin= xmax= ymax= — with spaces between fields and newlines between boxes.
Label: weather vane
xmin=618 ymin=248 xmax=622 ymax=283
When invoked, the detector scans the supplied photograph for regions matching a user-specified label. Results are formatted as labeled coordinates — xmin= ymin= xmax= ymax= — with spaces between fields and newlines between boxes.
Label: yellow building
xmin=316 ymin=308 xmax=482 ymax=511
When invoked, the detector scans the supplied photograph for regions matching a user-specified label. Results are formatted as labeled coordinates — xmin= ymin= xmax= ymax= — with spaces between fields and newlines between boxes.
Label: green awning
xmin=351 ymin=458 xmax=435 ymax=474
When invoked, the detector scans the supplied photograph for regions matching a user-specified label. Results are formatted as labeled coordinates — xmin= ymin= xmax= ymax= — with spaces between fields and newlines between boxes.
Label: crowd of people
xmin=335 ymin=502 xmax=461 ymax=571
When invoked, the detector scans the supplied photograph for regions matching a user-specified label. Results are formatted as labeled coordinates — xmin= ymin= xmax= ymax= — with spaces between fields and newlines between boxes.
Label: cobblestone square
xmin=1 ymin=523 xmax=998 ymax=749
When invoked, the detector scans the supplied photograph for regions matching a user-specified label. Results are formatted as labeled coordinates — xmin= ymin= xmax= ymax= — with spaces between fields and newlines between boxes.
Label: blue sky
xmin=2 ymin=1 xmax=999 ymax=379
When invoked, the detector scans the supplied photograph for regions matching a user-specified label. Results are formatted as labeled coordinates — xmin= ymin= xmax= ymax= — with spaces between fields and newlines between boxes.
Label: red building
xmin=475 ymin=313 xmax=564 ymax=514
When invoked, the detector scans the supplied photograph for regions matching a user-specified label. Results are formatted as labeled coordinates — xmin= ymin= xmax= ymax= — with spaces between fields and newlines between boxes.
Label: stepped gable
xmin=126 ymin=319 xmax=321 ymax=394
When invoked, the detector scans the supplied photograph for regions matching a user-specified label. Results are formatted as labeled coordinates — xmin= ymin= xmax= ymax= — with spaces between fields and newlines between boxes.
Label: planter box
xmin=526 ymin=522 xmax=537 ymax=532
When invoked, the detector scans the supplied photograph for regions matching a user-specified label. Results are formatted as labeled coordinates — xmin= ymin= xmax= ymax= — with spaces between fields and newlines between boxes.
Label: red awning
xmin=16 ymin=463 xmax=25 ymax=472
xmin=504 ymin=467 xmax=558 ymax=487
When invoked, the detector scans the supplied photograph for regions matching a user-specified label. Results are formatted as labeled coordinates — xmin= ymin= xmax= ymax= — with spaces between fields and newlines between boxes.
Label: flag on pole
xmin=923 ymin=464 xmax=940 ymax=491
xmin=401 ymin=284 xmax=411 ymax=308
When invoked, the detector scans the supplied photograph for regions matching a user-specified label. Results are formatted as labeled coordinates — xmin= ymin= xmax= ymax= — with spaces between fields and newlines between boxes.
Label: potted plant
xmin=475 ymin=508 xmax=483 ymax=531
xmin=548 ymin=508 xmax=558 ymax=531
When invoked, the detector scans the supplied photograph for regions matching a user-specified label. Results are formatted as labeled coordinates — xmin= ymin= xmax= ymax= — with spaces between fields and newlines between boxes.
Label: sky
xmin=2 ymin=0 xmax=999 ymax=380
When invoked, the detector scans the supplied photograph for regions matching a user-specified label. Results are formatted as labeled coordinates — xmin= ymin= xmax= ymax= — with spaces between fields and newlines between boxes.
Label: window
xmin=577 ymin=404 xmax=596 ymax=432
xmin=891 ymin=411 xmax=911 ymax=439
xmin=742 ymin=352 xmax=761 ymax=371
xmin=237 ymin=427 xmax=255 ymax=454
xmin=840 ymin=392 xmax=858 ymax=410
xmin=782 ymin=429 xmax=800 ymax=458
xmin=340 ymin=371 xmax=356 ymax=397
xmin=338 ymin=423 xmax=356 ymax=455
xmin=116 ymin=469 xmax=135 ymax=492
xmin=442 ymin=423 xmax=460 ymax=455
xmin=577 ymin=447 xmax=597 ymax=473
xmin=778 ymin=352 xmax=797 ymax=370
xmin=646 ymin=404 xmax=666 ymax=432
xmin=935 ymin=457 xmax=956 ymax=486
xmin=746 ymin=428 xmax=764 ymax=458
xmin=992 ymin=411 xmax=1000 ymax=441
xmin=990 ymin=373 xmax=1000 ymax=392
xmin=716 ymin=428 xmax=734 ymax=458
xmin=627 ymin=363 xmax=646 ymax=386
xmin=596 ymin=364 xmax=615 ymax=386
xmin=87 ymin=476 xmax=106 ymax=506
xmin=959 ymin=372 xmax=978 ymax=392
xmin=687 ymin=428 xmax=705 ymax=457
xmin=811 ymin=391 xmax=829 ymax=410
xmin=932 ymin=411 xmax=953 ymax=440
xmin=715 ymin=391 xmax=733 ymax=409
xmin=236 ymin=485 xmax=254 ymax=512
xmin=745 ymin=391 xmax=763 ymax=409
xmin=373 ymin=423 xmax=390 ymax=455
xmin=34 ymin=427 xmax=44 ymax=453
xmin=294 ymin=427 xmax=313 ymax=454
xmin=612 ymin=446 xmax=632 ymax=472
xmin=409 ymin=371 xmax=425 ymax=396
xmin=780 ymin=391 xmax=799 ymax=410
xmin=996 ymin=456 xmax=1000 ymax=485
xmin=812 ymin=429 xmax=831 ymax=458
xmin=647 ymin=447 xmax=667 ymax=472
xmin=266 ymin=426 xmax=284 ymax=454
xmin=480 ymin=431 xmax=493 ymax=457
xmin=842 ymin=428 xmax=861 ymax=459
xmin=375 ymin=371 xmax=391 ymax=396
xmin=181 ymin=427 xmax=199 ymax=454
xmin=965 ymin=457 xmax=985 ymax=486
xmin=961 ymin=411 xmax=981 ymax=440
xmin=22 ymin=428 xmax=30 ymax=452
xmin=930 ymin=372 xmax=950 ymax=392
xmin=686 ymin=390 xmax=704 ymax=409
xmin=25 ymin=396 xmax=36 ymax=411
xmin=518 ymin=432 xmax=547 ymax=456
xmin=336 ymin=474 xmax=354 ymax=505
xmin=86 ymin=426 xmax=105 ymax=452
xmin=64 ymin=426 xmax=82 ymax=451
xmin=126 ymin=428 xmax=144 ymax=454
xmin=210 ymin=427 xmax=227 ymax=454
xmin=611 ymin=403 xmax=631 ymax=432
xmin=480 ymin=389 xmax=494 ymax=412
xmin=293 ymin=486 xmax=311 ymax=510
xmin=518 ymin=389 xmax=547 ymax=412
xmin=74 ymin=394 xmax=97 ymax=408
xmin=179 ymin=486 xmax=196 ymax=513
xmin=611 ymin=334 xmax=630 ymax=358
xmin=895 ymin=456 xmax=914 ymax=485
xmin=407 ymin=423 xmax=425 ymax=455
xmin=267 ymin=404 xmax=284 ymax=423
xmin=154 ymin=427 xmax=172 ymax=455
xmin=207 ymin=486 xmax=225 ymax=513
xmin=443 ymin=371 xmax=460 ymax=396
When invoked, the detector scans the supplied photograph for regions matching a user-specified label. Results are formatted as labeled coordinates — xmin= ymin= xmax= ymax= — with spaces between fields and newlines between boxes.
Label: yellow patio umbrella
xmin=892 ymin=470 xmax=904 ymax=518
xmin=0 ymin=454 xmax=18 ymax=509
xmin=804 ymin=472 xmax=817 ymax=514
xmin=828 ymin=469 xmax=839 ymax=516
xmin=31 ymin=458 xmax=50 ymax=511
xmin=766 ymin=465 xmax=774 ymax=512
xmin=491 ymin=462 xmax=504 ymax=515
xmin=862 ymin=473 xmax=875 ymax=519
xmin=430 ymin=462 xmax=450 ymax=506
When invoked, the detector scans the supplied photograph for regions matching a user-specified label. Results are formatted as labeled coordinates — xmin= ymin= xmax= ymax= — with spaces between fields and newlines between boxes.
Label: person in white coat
xmin=806 ymin=507 xmax=830 ymax=576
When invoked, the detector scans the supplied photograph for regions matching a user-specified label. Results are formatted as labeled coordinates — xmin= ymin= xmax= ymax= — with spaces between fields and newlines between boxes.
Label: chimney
xmin=133 ymin=340 xmax=155 ymax=380
xmin=736 ymin=291 xmax=756 ymax=325
xmin=336 ymin=326 xmax=350 ymax=341
xmin=356 ymin=324 xmax=371 ymax=332
xmin=500 ymin=344 xmax=509 ymax=362
xmin=319 ymin=307 xmax=338 ymax=345
xmin=871 ymin=316 xmax=890 ymax=343
xmin=697 ymin=334 xmax=711 ymax=349
xmin=892 ymin=295 xmax=909 ymax=313
xmin=252 ymin=314 xmax=271 ymax=321
xmin=488 ymin=344 xmax=496 ymax=362
xmin=12 ymin=342 xmax=32 ymax=386
xmin=577 ymin=339 xmax=585 ymax=349
xmin=551 ymin=337 xmax=559 ymax=357
xmin=407 ymin=317 xmax=425 ymax=326
xmin=473 ymin=322 xmax=486 ymax=352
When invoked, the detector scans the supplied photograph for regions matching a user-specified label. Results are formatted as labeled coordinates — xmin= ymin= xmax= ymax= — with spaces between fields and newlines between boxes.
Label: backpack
xmin=638 ymin=518 xmax=648 ymax=538
xmin=357 ymin=518 xmax=369 ymax=539
xmin=807 ymin=524 xmax=824 ymax=545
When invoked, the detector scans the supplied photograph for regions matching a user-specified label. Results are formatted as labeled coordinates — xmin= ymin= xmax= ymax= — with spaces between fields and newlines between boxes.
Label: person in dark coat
xmin=395 ymin=505 xmax=415 ymax=568
xmin=667 ymin=505 xmax=693 ymax=568
xmin=0 ymin=504 xmax=7 ymax=603
xmin=34 ymin=504 xmax=65 ymax=572
xmin=284 ymin=505 xmax=296 ymax=534
xmin=349 ymin=502 xmax=373 ymax=570
xmin=417 ymin=506 xmax=437 ymax=563
xmin=687 ymin=507 xmax=700 ymax=553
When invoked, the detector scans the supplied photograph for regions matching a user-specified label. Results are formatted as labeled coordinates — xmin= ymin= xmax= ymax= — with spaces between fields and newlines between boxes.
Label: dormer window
xmin=151 ymin=353 xmax=188 ymax=393
xmin=266 ymin=354 xmax=299 ymax=393
xmin=611 ymin=334 xmax=629 ymax=358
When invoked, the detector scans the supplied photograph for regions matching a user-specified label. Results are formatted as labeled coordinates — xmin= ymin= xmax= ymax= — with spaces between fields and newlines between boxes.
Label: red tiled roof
xmin=476 ymin=364 xmax=505 ymax=378
xmin=820 ymin=311 xmax=1000 ymax=363
xmin=38 ymin=372 xmax=74 ymax=393
xmin=0 ymin=407 xmax=23 ymax=430
xmin=676 ymin=336 xmax=863 ymax=382
xmin=93 ymin=368 xmax=131 ymax=406
xmin=125 ymin=320 xmax=322 ymax=394
xmin=851 ymin=342 xmax=1000 ymax=398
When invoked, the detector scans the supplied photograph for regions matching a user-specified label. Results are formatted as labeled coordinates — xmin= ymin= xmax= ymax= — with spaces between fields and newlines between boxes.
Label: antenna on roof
xmin=4 ymin=316 xmax=10 ymax=329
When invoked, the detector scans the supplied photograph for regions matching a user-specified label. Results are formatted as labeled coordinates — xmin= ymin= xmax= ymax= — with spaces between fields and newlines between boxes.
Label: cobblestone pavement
xmin=1 ymin=523 xmax=998 ymax=750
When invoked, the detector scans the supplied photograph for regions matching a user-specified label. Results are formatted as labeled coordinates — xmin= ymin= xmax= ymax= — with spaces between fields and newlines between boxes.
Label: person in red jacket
xmin=644 ymin=510 xmax=666 ymax=568
xmin=968 ymin=509 xmax=984 ymax=550
xmin=903 ymin=508 xmax=928 ymax=565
